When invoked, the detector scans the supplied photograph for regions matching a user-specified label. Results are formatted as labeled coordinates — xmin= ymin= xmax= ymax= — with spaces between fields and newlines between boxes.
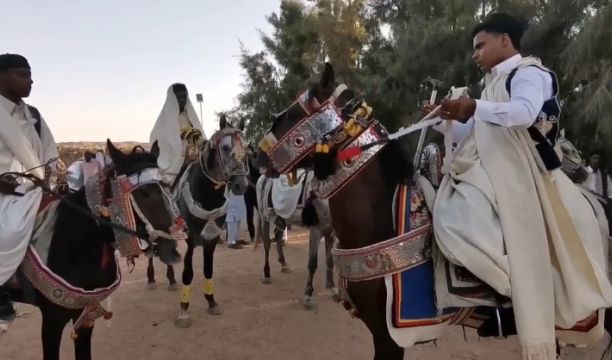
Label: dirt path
xmin=1 ymin=227 xmax=608 ymax=359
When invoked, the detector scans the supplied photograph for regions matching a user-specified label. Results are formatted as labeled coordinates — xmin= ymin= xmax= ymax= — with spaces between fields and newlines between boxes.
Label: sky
xmin=1 ymin=0 xmax=280 ymax=142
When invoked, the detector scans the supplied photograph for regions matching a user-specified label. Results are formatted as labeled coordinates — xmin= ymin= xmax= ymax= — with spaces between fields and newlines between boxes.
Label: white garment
xmin=271 ymin=169 xmax=306 ymax=219
xmin=434 ymin=56 xmax=612 ymax=359
xmin=66 ymin=159 xmax=85 ymax=191
xmin=0 ymin=94 xmax=58 ymax=285
xmin=586 ymin=166 xmax=612 ymax=199
xmin=226 ymin=193 xmax=247 ymax=223
xmin=433 ymin=54 xmax=553 ymax=143
xmin=149 ymin=85 xmax=204 ymax=184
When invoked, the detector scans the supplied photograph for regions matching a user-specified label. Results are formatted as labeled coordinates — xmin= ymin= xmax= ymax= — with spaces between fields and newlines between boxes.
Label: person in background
xmin=586 ymin=149 xmax=612 ymax=199
xmin=82 ymin=150 xmax=102 ymax=182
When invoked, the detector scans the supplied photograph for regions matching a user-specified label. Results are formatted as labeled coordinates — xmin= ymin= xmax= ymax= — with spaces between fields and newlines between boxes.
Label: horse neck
xmin=46 ymin=190 xmax=117 ymax=290
xmin=329 ymin=145 xmax=401 ymax=250
xmin=190 ymin=162 xmax=227 ymax=211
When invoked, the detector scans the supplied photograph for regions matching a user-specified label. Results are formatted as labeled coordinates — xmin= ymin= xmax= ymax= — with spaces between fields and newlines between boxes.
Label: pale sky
xmin=1 ymin=0 xmax=280 ymax=142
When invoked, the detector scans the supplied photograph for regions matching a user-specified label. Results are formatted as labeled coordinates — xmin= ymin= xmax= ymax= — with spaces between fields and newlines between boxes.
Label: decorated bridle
xmin=86 ymin=166 xmax=186 ymax=262
xmin=258 ymin=84 xmax=389 ymax=199
xmin=199 ymin=127 xmax=249 ymax=189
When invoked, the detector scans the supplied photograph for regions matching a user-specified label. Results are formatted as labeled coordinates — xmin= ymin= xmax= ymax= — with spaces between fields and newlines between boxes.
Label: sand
xmin=1 ymin=227 xmax=608 ymax=360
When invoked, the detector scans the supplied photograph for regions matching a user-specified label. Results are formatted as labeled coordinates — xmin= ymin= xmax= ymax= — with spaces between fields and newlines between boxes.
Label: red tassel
xmin=337 ymin=147 xmax=362 ymax=162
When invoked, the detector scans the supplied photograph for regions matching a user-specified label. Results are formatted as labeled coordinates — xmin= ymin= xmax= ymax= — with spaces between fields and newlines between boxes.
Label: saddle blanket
xmin=383 ymin=184 xmax=477 ymax=347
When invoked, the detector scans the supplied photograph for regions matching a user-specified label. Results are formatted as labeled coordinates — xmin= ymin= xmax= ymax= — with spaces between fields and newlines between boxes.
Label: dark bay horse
xmin=2 ymin=140 xmax=182 ymax=360
xmin=145 ymin=116 xmax=249 ymax=327
xmin=255 ymin=63 xmax=612 ymax=359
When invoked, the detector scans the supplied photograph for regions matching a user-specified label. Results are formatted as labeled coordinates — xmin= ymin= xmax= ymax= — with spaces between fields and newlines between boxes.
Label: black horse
xmin=2 ymin=139 xmax=181 ymax=360
xmin=144 ymin=116 xmax=250 ymax=327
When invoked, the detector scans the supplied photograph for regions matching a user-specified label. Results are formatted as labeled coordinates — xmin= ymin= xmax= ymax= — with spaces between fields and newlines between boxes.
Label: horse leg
xmin=146 ymin=257 xmax=156 ymax=290
xmin=324 ymin=230 xmax=340 ymax=302
xmin=72 ymin=312 xmax=94 ymax=360
xmin=304 ymin=228 xmax=319 ymax=310
xmin=349 ymin=280 xmax=404 ymax=360
xmin=274 ymin=217 xmax=290 ymax=273
xmin=40 ymin=307 xmax=71 ymax=360
xmin=261 ymin=219 xmax=272 ymax=284
xmin=203 ymin=237 xmax=223 ymax=315
xmin=246 ymin=197 xmax=256 ymax=243
xmin=175 ymin=241 xmax=195 ymax=328
xmin=166 ymin=265 xmax=179 ymax=291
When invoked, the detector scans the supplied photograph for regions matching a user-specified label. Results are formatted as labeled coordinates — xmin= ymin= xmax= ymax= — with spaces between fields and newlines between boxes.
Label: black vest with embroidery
xmin=505 ymin=65 xmax=561 ymax=170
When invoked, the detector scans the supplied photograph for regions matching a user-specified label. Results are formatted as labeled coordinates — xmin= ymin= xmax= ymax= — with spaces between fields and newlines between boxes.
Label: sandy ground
xmin=1 ymin=227 xmax=609 ymax=360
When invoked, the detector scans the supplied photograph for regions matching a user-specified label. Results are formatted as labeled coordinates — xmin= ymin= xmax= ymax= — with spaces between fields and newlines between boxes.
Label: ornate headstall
xmin=202 ymin=128 xmax=249 ymax=186
xmin=312 ymin=121 xmax=388 ymax=199
xmin=86 ymin=167 xmax=183 ymax=260
xmin=258 ymin=85 xmax=350 ymax=174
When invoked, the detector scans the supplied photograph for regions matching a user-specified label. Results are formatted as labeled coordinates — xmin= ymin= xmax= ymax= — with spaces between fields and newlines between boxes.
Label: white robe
xmin=0 ymin=94 xmax=58 ymax=285
xmin=149 ymin=85 xmax=204 ymax=184
xmin=433 ymin=57 xmax=612 ymax=359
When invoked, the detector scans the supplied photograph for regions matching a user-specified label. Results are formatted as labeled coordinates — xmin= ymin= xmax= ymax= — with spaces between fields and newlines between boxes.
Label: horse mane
xmin=379 ymin=139 xmax=414 ymax=186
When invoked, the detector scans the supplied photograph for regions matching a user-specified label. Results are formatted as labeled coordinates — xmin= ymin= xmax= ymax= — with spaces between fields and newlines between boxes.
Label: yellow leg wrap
xmin=181 ymin=285 xmax=192 ymax=303
xmin=203 ymin=279 xmax=214 ymax=296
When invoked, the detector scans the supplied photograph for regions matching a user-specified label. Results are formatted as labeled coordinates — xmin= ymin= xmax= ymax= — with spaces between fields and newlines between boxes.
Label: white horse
xmin=255 ymin=170 xmax=340 ymax=309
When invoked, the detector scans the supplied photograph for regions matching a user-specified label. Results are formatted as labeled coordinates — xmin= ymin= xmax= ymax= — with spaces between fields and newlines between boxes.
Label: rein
xmin=0 ymin=171 xmax=153 ymax=241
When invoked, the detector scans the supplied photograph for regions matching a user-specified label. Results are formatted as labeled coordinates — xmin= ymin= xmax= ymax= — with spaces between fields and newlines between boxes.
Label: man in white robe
xmin=424 ymin=14 xmax=612 ymax=359
xmin=585 ymin=150 xmax=612 ymax=199
xmin=0 ymin=54 xmax=58 ymax=330
xmin=149 ymin=83 xmax=205 ymax=186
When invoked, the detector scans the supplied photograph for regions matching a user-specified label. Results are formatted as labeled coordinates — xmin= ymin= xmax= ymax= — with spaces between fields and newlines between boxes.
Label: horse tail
xmin=253 ymin=176 xmax=267 ymax=251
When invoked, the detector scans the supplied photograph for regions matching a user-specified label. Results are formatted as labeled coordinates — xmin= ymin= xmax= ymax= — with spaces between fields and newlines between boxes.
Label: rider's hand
xmin=439 ymin=95 xmax=476 ymax=123
xmin=420 ymin=103 xmax=438 ymax=118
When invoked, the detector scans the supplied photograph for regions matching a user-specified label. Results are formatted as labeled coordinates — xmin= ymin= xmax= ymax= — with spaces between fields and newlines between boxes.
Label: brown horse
xmin=255 ymin=63 xmax=612 ymax=359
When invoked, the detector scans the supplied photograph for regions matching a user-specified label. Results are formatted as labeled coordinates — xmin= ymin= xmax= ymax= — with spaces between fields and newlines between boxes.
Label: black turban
xmin=0 ymin=53 xmax=31 ymax=71
xmin=172 ymin=83 xmax=187 ymax=92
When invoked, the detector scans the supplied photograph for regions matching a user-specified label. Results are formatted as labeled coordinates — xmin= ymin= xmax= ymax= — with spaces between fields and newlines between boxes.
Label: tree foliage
xmin=234 ymin=0 xmax=612 ymax=161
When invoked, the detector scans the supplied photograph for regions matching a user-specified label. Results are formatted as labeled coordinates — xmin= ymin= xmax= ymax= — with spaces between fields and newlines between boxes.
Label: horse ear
xmin=238 ymin=118 xmax=246 ymax=131
xmin=150 ymin=140 xmax=160 ymax=159
xmin=220 ymin=114 xmax=227 ymax=129
xmin=320 ymin=62 xmax=335 ymax=91
xmin=106 ymin=139 xmax=126 ymax=164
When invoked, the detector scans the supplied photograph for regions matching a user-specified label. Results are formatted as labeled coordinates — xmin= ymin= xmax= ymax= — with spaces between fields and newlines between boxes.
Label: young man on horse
xmin=425 ymin=13 xmax=612 ymax=358
xmin=0 ymin=53 xmax=59 ymax=331
xmin=149 ymin=83 xmax=205 ymax=186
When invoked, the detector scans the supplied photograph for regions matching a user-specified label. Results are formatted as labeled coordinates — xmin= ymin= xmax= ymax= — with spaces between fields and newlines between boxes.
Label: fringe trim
xmin=521 ymin=343 xmax=557 ymax=360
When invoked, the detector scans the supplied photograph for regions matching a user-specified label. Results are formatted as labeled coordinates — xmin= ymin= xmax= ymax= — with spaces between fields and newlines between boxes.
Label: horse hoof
xmin=146 ymin=282 xmax=156 ymax=290
xmin=174 ymin=313 xmax=192 ymax=328
xmin=304 ymin=298 xmax=316 ymax=310
xmin=281 ymin=266 xmax=291 ymax=274
xmin=167 ymin=283 xmax=180 ymax=292
xmin=328 ymin=288 xmax=341 ymax=302
xmin=208 ymin=305 xmax=224 ymax=315
xmin=261 ymin=277 xmax=272 ymax=284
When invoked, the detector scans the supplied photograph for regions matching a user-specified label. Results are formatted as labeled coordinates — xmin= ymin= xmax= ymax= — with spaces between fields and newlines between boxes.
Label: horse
xmin=144 ymin=116 xmax=250 ymax=328
xmin=255 ymin=63 xmax=612 ymax=359
xmin=254 ymin=168 xmax=339 ymax=309
xmin=2 ymin=139 xmax=183 ymax=360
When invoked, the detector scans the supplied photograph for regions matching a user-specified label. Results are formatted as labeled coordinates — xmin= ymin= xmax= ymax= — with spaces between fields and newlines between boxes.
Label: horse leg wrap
xmin=181 ymin=285 xmax=192 ymax=304
xmin=203 ymin=279 xmax=214 ymax=296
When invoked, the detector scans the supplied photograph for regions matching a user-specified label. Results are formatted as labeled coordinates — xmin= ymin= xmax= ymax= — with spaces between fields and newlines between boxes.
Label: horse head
xmin=198 ymin=115 xmax=249 ymax=196
xmin=255 ymin=63 xmax=358 ymax=179
xmin=105 ymin=139 xmax=183 ymax=265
